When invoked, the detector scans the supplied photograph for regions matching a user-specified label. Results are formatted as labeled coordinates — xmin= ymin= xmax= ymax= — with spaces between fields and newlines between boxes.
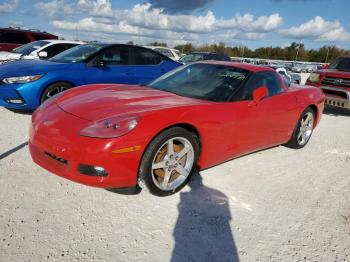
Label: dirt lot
xmin=0 ymin=106 xmax=350 ymax=262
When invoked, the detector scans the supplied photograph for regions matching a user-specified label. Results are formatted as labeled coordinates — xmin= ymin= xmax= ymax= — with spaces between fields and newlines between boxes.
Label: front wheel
xmin=40 ymin=82 xmax=72 ymax=104
xmin=138 ymin=127 xmax=199 ymax=196
xmin=285 ymin=107 xmax=315 ymax=149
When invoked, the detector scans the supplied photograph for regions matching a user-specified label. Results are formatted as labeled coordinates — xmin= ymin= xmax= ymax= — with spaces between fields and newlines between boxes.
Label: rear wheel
xmin=138 ymin=127 xmax=199 ymax=196
xmin=40 ymin=82 xmax=72 ymax=104
xmin=285 ymin=107 xmax=315 ymax=149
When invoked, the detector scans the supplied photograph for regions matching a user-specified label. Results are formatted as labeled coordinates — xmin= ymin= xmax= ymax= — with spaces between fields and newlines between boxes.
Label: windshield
xmin=179 ymin=53 xmax=204 ymax=63
xmin=148 ymin=63 xmax=250 ymax=102
xmin=49 ymin=44 xmax=104 ymax=63
xmin=13 ymin=40 xmax=49 ymax=55
xmin=329 ymin=57 xmax=350 ymax=71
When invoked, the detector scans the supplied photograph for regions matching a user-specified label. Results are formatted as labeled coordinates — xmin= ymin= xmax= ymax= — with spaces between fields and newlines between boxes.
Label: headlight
xmin=308 ymin=73 xmax=320 ymax=83
xmin=80 ymin=116 xmax=139 ymax=138
xmin=2 ymin=74 xmax=44 ymax=84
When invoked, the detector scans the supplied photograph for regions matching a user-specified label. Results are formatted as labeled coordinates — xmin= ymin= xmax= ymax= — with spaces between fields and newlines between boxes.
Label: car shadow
xmin=323 ymin=106 xmax=350 ymax=117
xmin=105 ymin=186 xmax=142 ymax=195
xmin=5 ymin=108 xmax=33 ymax=115
xmin=171 ymin=172 xmax=239 ymax=262
xmin=0 ymin=141 xmax=28 ymax=160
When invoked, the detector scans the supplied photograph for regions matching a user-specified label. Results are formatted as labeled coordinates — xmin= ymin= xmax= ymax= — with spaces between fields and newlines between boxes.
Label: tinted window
xmin=132 ymin=48 xmax=162 ymax=65
xmin=149 ymin=63 xmax=250 ymax=102
xmin=242 ymin=72 xmax=283 ymax=100
xmin=94 ymin=46 xmax=129 ymax=65
xmin=330 ymin=57 xmax=350 ymax=70
xmin=41 ymin=43 xmax=78 ymax=58
xmin=0 ymin=31 xmax=29 ymax=44
xmin=13 ymin=40 xmax=49 ymax=55
xmin=49 ymin=44 xmax=104 ymax=63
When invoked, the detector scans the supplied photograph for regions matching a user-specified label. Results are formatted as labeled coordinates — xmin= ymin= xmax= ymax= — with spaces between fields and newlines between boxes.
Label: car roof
xmin=0 ymin=27 xmax=56 ymax=37
xmin=37 ymin=39 xmax=84 ymax=44
xmin=197 ymin=61 xmax=275 ymax=72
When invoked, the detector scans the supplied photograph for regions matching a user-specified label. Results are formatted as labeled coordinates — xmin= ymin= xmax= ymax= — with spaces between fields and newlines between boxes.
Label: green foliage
xmin=147 ymin=42 xmax=167 ymax=47
xmin=174 ymin=42 xmax=350 ymax=62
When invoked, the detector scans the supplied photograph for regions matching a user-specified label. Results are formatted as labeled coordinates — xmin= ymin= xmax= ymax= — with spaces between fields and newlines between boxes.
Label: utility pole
xmin=295 ymin=40 xmax=302 ymax=61
xmin=325 ymin=47 xmax=330 ymax=63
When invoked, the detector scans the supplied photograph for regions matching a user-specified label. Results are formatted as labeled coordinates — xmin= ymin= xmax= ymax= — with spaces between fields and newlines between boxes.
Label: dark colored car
xmin=0 ymin=28 xmax=58 ymax=52
xmin=179 ymin=52 xmax=231 ymax=64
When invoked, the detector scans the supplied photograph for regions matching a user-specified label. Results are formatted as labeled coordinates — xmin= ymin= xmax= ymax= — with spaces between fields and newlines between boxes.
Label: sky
xmin=0 ymin=0 xmax=349 ymax=50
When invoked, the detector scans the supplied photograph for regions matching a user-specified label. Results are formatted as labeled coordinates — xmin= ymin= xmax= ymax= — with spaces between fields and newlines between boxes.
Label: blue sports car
xmin=0 ymin=44 xmax=181 ymax=110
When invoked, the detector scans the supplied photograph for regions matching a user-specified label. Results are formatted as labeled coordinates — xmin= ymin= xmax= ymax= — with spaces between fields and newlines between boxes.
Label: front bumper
xmin=321 ymin=86 xmax=350 ymax=109
xmin=29 ymin=103 xmax=143 ymax=188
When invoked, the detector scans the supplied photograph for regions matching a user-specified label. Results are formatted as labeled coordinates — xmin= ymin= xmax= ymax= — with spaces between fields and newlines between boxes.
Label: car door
xmin=84 ymin=45 xmax=134 ymax=85
xmin=128 ymin=46 xmax=176 ymax=85
xmin=243 ymin=71 xmax=299 ymax=145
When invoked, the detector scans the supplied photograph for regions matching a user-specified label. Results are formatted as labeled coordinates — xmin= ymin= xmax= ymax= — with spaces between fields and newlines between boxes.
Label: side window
xmin=156 ymin=48 xmax=174 ymax=58
xmin=94 ymin=46 xmax=129 ymax=65
xmin=242 ymin=72 xmax=283 ymax=100
xmin=0 ymin=32 xmax=29 ymax=44
xmin=131 ymin=47 xmax=163 ymax=65
xmin=41 ymin=44 xmax=77 ymax=58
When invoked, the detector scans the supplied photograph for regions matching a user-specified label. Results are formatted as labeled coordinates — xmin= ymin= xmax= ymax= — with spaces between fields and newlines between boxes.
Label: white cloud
xmin=35 ymin=0 xmax=74 ymax=19
xmin=0 ymin=0 xmax=19 ymax=13
xmin=77 ymin=0 xmax=113 ymax=16
xmin=280 ymin=16 xmax=350 ymax=41
xmin=50 ymin=1 xmax=283 ymax=45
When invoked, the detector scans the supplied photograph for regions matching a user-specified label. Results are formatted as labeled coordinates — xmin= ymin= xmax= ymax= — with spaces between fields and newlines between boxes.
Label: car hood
xmin=0 ymin=59 xmax=75 ymax=78
xmin=56 ymin=84 xmax=206 ymax=121
xmin=316 ymin=69 xmax=350 ymax=78
xmin=0 ymin=51 xmax=21 ymax=61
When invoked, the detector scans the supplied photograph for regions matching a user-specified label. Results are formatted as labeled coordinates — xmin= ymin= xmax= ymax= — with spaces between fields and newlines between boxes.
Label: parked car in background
xmin=29 ymin=61 xmax=324 ymax=196
xmin=306 ymin=56 xmax=350 ymax=109
xmin=179 ymin=52 xmax=231 ymax=64
xmin=291 ymin=63 xmax=303 ymax=73
xmin=0 ymin=28 xmax=58 ymax=52
xmin=145 ymin=46 xmax=181 ymax=61
xmin=0 ymin=40 xmax=82 ymax=64
xmin=291 ymin=73 xmax=301 ymax=85
xmin=0 ymin=43 xmax=181 ymax=110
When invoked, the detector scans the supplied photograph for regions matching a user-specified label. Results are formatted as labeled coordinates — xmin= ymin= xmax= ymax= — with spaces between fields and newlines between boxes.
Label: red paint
xmin=29 ymin=62 xmax=325 ymax=189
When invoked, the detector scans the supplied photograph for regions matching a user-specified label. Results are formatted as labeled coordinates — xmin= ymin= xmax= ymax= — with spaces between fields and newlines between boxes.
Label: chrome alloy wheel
xmin=297 ymin=112 xmax=314 ymax=146
xmin=151 ymin=137 xmax=195 ymax=191
xmin=45 ymin=85 xmax=68 ymax=100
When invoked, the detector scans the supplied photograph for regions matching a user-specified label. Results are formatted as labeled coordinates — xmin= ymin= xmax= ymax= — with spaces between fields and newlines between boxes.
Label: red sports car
xmin=29 ymin=62 xmax=325 ymax=196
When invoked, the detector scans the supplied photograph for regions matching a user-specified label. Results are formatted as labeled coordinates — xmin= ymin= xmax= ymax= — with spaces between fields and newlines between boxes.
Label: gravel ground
xmin=0 ymin=105 xmax=350 ymax=262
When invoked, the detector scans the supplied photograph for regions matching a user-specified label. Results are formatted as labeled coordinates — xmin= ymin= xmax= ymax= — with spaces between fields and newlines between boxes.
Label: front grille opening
xmin=45 ymin=152 xmax=68 ymax=165
xmin=325 ymin=99 xmax=346 ymax=108
xmin=322 ymin=89 xmax=348 ymax=100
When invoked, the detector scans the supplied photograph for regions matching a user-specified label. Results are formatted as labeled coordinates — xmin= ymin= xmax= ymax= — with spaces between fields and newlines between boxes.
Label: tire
xmin=285 ymin=107 xmax=315 ymax=149
xmin=138 ymin=127 xmax=200 ymax=196
xmin=40 ymin=82 xmax=72 ymax=104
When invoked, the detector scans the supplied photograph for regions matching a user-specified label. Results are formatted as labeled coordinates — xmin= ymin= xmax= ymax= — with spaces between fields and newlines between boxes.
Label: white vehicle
xmin=0 ymin=40 xmax=83 ymax=64
xmin=145 ymin=46 xmax=181 ymax=61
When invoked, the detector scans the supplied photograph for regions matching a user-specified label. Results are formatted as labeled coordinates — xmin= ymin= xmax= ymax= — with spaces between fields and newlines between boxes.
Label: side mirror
xmin=250 ymin=86 xmax=268 ymax=106
xmin=38 ymin=51 xmax=48 ymax=58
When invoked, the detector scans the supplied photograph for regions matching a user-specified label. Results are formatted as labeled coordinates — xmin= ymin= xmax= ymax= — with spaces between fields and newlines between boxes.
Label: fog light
xmin=78 ymin=164 xmax=108 ymax=177
xmin=6 ymin=98 xmax=24 ymax=104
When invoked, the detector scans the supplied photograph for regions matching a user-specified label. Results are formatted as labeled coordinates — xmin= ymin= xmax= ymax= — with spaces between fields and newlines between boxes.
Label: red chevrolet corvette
xmin=29 ymin=62 xmax=325 ymax=196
